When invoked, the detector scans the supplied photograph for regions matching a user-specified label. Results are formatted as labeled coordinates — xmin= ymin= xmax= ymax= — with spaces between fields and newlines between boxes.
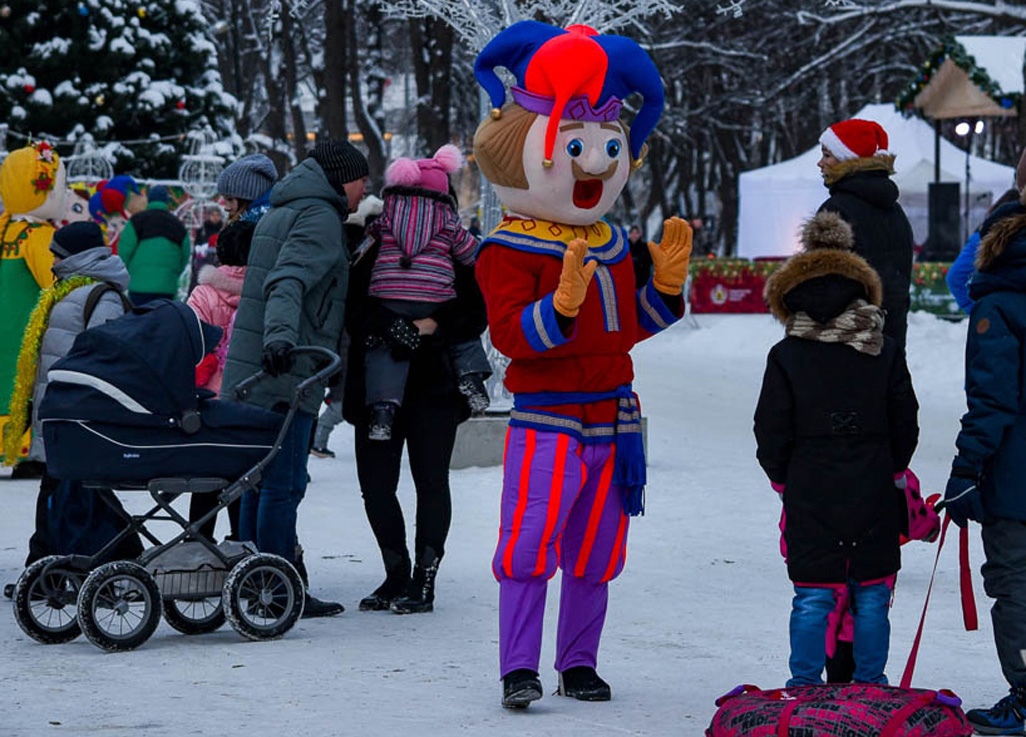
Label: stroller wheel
xmin=13 ymin=556 xmax=84 ymax=644
xmin=223 ymin=553 xmax=304 ymax=641
xmin=77 ymin=561 xmax=162 ymax=652
xmin=163 ymin=596 xmax=226 ymax=635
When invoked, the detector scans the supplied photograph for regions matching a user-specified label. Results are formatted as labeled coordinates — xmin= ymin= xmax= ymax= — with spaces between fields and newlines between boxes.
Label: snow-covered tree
xmin=0 ymin=0 xmax=236 ymax=177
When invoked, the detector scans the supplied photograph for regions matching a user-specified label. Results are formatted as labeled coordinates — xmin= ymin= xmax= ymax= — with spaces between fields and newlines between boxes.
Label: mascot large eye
xmin=605 ymin=140 xmax=622 ymax=158
xmin=565 ymin=138 xmax=584 ymax=158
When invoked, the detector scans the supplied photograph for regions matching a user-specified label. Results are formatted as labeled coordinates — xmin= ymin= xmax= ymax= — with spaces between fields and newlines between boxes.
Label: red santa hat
xmin=819 ymin=119 xmax=891 ymax=161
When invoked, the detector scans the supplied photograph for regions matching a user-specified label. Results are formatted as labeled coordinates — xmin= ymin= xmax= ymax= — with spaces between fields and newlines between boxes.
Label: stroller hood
xmin=39 ymin=300 xmax=223 ymax=429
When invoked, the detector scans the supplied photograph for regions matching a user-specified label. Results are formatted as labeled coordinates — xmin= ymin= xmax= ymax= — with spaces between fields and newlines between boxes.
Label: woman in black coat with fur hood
xmin=754 ymin=211 xmax=919 ymax=687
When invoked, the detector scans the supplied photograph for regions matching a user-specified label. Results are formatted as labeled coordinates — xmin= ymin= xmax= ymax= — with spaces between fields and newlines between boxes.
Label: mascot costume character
xmin=0 ymin=142 xmax=66 ymax=472
xmin=473 ymin=21 xmax=692 ymax=708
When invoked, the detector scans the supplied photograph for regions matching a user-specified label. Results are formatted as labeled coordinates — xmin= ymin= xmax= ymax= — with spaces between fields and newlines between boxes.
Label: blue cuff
xmin=521 ymin=293 xmax=572 ymax=352
xmin=637 ymin=279 xmax=681 ymax=335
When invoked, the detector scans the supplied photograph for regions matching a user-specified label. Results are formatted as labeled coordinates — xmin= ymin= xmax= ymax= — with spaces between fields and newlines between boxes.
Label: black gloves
xmin=262 ymin=341 xmax=295 ymax=377
xmin=387 ymin=317 xmax=421 ymax=360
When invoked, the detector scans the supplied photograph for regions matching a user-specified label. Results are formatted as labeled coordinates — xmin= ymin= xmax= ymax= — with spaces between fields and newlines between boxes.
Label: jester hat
xmin=474 ymin=20 xmax=664 ymax=165
xmin=89 ymin=174 xmax=140 ymax=223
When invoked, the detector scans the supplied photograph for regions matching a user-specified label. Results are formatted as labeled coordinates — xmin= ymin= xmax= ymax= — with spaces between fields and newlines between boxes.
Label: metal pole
xmin=964 ymin=132 xmax=972 ymax=243
xmin=934 ymin=119 xmax=941 ymax=183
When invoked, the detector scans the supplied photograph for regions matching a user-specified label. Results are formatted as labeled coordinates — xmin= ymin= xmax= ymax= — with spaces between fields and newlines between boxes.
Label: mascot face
xmin=25 ymin=161 xmax=67 ymax=223
xmin=59 ymin=188 xmax=93 ymax=227
xmin=496 ymin=116 xmax=630 ymax=226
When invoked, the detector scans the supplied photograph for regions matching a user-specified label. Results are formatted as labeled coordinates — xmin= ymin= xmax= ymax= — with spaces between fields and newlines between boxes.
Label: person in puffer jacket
xmin=754 ymin=210 xmax=919 ymax=688
xmin=3 ymin=221 xmax=140 ymax=566
xmin=360 ymin=144 xmax=492 ymax=442
xmin=940 ymin=185 xmax=1026 ymax=735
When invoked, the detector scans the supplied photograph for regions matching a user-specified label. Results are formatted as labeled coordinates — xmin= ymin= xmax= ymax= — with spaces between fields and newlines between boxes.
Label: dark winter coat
xmin=819 ymin=158 xmax=914 ymax=350
xmin=341 ymin=238 xmax=488 ymax=428
xmin=954 ymin=196 xmax=1026 ymax=521
xmin=220 ymin=158 xmax=350 ymax=415
xmin=755 ymin=244 xmax=919 ymax=583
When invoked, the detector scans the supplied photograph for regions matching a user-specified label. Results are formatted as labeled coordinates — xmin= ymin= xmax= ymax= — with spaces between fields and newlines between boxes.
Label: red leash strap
xmin=901 ymin=517 xmax=981 ymax=688
xmin=959 ymin=525 xmax=979 ymax=631
xmin=900 ymin=516 xmax=952 ymax=689
xmin=879 ymin=691 xmax=939 ymax=737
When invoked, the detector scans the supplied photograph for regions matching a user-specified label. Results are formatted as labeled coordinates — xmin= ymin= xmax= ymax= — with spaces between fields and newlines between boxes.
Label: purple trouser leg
xmin=494 ymin=427 xmax=628 ymax=678
xmin=555 ymin=574 xmax=608 ymax=671
xmin=499 ymin=578 xmax=547 ymax=676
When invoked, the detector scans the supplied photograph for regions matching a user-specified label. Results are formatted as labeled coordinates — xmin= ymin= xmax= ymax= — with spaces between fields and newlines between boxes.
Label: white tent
xmin=737 ymin=103 xmax=1016 ymax=259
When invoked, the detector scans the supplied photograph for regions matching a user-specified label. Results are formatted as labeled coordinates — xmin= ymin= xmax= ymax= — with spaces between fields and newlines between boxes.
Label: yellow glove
xmin=553 ymin=239 xmax=597 ymax=318
xmin=647 ymin=217 xmax=693 ymax=295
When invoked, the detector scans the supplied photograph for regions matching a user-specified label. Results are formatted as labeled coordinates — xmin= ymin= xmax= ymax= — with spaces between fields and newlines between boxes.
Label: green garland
xmin=2 ymin=276 xmax=95 ymax=465
xmin=896 ymin=35 xmax=1019 ymax=116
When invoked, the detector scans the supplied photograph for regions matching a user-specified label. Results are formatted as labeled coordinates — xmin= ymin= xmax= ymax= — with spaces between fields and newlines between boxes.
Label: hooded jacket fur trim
xmin=764 ymin=249 xmax=883 ymax=324
xmin=977 ymin=212 xmax=1026 ymax=272
xmin=822 ymin=154 xmax=896 ymax=187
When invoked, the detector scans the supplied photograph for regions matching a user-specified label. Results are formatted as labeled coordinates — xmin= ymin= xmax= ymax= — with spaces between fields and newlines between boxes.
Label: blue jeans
xmin=238 ymin=411 xmax=315 ymax=563
xmin=788 ymin=583 xmax=890 ymax=686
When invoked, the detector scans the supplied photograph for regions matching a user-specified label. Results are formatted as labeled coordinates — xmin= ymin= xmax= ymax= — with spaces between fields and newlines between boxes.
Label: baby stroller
xmin=11 ymin=300 xmax=340 ymax=652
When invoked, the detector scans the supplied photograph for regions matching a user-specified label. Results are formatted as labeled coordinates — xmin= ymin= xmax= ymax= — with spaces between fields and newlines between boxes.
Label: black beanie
xmin=50 ymin=221 xmax=106 ymax=258
xmin=309 ymin=140 xmax=369 ymax=188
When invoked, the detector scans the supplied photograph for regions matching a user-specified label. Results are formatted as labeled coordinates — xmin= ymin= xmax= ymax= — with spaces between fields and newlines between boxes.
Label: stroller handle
xmin=233 ymin=345 xmax=342 ymax=402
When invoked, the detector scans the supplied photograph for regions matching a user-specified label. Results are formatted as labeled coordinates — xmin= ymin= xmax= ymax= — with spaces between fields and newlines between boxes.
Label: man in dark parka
xmin=221 ymin=140 xmax=368 ymax=618
xmin=817 ymin=118 xmax=914 ymax=351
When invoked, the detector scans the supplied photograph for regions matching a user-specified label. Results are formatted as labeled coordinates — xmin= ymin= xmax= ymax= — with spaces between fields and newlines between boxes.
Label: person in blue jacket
xmin=942 ymin=184 xmax=1026 ymax=735
xmin=945 ymin=187 xmax=1020 ymax=313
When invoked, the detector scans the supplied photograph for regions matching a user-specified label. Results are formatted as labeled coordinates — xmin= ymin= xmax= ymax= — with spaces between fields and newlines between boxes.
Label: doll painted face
xmin=496 ymin=115 xmax=631 ymax=226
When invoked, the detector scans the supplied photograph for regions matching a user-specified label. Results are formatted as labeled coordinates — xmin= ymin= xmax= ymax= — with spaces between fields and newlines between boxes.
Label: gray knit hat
xmin=217 ymin=154 xmax=278 ymax=201
xmin=309 ymin=140 xmax=369 ymax=187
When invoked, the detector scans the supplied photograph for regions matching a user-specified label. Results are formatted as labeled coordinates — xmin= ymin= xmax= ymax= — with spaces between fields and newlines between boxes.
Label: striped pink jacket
xmin=367 ymin=187 xmax=477 ymax=303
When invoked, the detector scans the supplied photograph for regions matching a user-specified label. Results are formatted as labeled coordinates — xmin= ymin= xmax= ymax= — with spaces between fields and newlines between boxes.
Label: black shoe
xmin=368 ymin=402 xmax=397 ymax=441
xmin=310 ymin=446 xmax=335 ymax=458
xmin=3 ymin=583 xmax=13 ymax=599
xmin=557 ymin=666 xmax=611 ymax=701
xmin=390 ymin=547 xmax=439 ymax=614
xmin=503 ymin=669 xmax=543 ymax=709
xmin=458 ymin=373 xmax=490 ymax=415
xmin=967 ymin=687 xmax=1026 ymax=735
xmin=302 ymin=593 xmax=344 ymax=618
xmin=11 ymin=461 xmax=45 ymax=480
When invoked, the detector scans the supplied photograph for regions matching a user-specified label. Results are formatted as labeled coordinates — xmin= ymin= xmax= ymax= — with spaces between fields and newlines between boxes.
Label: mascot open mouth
xmin=573 ymin=179 xmax=603 ymax=209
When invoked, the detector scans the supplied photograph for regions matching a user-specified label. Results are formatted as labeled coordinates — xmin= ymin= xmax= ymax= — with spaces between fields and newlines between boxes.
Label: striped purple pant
xmin=493 ymin=426 xmax=630 ymax=677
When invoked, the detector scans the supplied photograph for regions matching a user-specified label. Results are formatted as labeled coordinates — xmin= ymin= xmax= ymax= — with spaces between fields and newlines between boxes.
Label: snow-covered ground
xmin=1 ymin=313 xmax=996 ymax=736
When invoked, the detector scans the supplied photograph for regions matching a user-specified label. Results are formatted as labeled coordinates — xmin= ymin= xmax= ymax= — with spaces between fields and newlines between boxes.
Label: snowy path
xmin=1 ymin=313 xmax=998 ymax=736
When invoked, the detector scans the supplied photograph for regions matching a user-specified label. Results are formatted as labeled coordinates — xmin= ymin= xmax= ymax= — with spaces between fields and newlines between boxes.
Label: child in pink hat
xmin=359 ymin=144 xmax=492 ymax=441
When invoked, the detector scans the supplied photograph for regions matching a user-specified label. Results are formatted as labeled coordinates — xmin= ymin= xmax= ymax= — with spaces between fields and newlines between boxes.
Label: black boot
xmin=368 ymin=402 xmax=398 ymax=441
xmin=557 ymin=666 xmax=611 ymax=701
xmin=826 ymin=639 xmax=855 ymax=683
xmin=502 ymin=669 xmax=543 ymax=709
xmin=390 ymin=547 xmax=439 ymax=614
xmin=11 ymin=461 xmax=45 ymax=480
xmin=293 ymin=543 xmax=344 ymax=618
xmin=359 ymin=549 xmax=411 ymax=611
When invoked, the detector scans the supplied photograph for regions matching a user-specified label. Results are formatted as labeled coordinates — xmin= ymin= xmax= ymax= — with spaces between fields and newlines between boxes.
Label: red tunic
xmin=475 ymin=217 xmax=682 ymax=433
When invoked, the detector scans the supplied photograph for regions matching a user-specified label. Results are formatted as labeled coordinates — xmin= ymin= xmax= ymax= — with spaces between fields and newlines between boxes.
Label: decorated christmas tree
xmin=0 ymin=0 xmax=235 ymax=178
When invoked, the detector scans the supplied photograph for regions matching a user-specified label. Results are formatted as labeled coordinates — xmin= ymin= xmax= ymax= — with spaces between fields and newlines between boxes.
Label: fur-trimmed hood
xmin=764 ymin=212 xmax=883 ymax=324
xmin=197 ymin=264 xmax=246 ymax=296
xmin=975 ymin=191 xmax=1026 ymax=273
xmin=821 ymin=154 xmax=896 ymax=187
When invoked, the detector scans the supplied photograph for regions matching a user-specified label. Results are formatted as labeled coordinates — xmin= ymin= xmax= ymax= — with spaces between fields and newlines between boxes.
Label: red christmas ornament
xmin=24 ymin=84 xmax=34 ymax=94
xmin=175 ymin=99 xmax=186 ymax=110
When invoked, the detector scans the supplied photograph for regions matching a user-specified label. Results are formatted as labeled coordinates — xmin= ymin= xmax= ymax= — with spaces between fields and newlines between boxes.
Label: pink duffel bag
xmin=705 ymin=683 xmax=972 ymax=737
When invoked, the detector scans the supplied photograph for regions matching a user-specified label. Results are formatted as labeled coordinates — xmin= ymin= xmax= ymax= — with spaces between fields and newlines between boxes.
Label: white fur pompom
xmin=432 ymin=144 xmax=463 ymax=173
xmin=386 ymin=158 xmax=421 ymax=187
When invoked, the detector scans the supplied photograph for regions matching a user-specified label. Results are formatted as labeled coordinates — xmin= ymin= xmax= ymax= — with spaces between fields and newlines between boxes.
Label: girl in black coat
xmin=754 ymin=211 xmax=919 ymax=687
xmin=342 ymin=234 xmax=488 ymax=614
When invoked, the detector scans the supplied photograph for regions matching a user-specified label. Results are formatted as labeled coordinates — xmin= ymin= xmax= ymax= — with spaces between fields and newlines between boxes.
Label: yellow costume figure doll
xmin=0 ymin=142 xmax=66 ymax=475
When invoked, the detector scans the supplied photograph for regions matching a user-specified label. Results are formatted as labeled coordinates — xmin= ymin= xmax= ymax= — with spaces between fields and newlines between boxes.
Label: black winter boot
xmin=359 ymin=549 xmax=412 ymax=611
xmin=390 ymin=547 xmax=439 ymax=614
xmin=293 ymin=543 xmax=344 ymax=618
xmin=557 ymin=666 xmax=611 ymax=701
xmin=502 ymin=669 xmax=543 ymax=709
